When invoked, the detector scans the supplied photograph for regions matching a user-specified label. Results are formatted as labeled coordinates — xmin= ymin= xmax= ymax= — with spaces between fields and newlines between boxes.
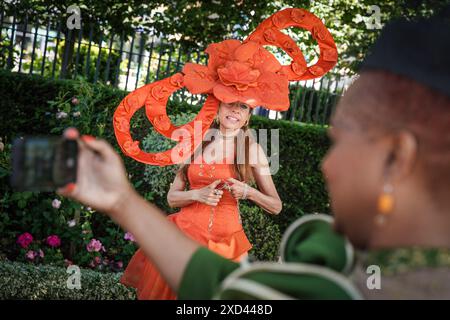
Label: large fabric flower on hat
xmin=113 ymin=8 xmax=338 ymax=166
xmin=183 ymin=40 xmax=290 ymax=110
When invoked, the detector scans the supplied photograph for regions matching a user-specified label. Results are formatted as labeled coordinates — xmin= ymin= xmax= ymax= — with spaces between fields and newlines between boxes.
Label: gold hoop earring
xmin=375 ymin=183 xmax=394 ymax=226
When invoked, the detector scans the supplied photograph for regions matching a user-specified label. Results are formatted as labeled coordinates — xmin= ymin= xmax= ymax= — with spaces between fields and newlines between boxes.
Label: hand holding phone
xmin=55 ymin=129 xmax=135 ymax=215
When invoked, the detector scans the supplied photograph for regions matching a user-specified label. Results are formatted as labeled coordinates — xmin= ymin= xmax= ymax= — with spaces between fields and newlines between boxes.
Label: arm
xmin=167 ymin=171 xmax=224 ymax=208
xmin=166 ymin=171 xmax=196 ymax=208
xmin=178 ymin=247 xmax=240 ymax=299
xmin=57 ymin=130 xmax=201 ymax=292
xmin=228 ymin=143 xmax=282 ymax=215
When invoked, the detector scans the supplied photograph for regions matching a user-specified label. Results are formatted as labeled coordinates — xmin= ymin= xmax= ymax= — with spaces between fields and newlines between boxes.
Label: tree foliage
xmin=3 ymin=0 xmax=449 ymax=75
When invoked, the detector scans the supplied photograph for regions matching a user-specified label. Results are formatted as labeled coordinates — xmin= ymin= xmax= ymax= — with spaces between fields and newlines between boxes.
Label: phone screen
xmin=11 ymin=136 xmax=78 ymax=191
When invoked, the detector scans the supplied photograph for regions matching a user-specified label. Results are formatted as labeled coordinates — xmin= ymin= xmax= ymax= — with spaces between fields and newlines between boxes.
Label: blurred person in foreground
xmin=59 ymin=13 xmax=450 ymax=299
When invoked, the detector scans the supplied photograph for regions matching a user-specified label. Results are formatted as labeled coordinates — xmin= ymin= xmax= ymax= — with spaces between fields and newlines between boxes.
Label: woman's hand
xmin=227 ymin=178 xmax=250 ymax=200
xmin=191 ymin=180 xmax=224 ymax=206
xmin=57 ymin=128 xmax=135 ymax=215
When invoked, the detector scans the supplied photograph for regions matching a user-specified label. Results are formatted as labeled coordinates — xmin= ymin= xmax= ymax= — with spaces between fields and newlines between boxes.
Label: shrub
xmin=0 ymin=70 xmax=331 ymax=265
xmin=0 ymin=260 xmax=136 ymax=299
xmin=240 ymin=203 xmax=282 ymax=261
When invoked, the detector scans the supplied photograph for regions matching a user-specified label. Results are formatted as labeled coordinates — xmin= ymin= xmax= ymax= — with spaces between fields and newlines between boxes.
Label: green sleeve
xmin=178 ymin=247 xmax=240 ymax=300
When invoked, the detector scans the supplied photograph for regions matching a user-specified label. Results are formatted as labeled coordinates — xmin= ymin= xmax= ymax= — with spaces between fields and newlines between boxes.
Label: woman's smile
xmin=225 ymin=115 xmax=240 ymax=123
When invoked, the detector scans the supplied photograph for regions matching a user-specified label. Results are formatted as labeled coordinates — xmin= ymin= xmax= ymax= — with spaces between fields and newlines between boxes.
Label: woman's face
xmin=321 ymin=85 xmax=391 ymax=249
xmin=217 ymin=102 xmax=251 ymax=131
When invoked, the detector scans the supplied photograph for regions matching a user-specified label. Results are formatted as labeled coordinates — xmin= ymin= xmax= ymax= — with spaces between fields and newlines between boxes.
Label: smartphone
xmin=11 ymin=136 xmax=78 ymax=191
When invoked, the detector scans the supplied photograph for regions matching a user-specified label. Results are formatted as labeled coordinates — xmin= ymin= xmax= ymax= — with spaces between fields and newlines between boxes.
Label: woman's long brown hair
xmin=179 ymin=119 xmax=254 ymax=185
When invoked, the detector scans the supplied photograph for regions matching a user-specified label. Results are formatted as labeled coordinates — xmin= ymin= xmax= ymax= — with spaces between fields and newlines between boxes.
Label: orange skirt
xmin=120 ymin=207 xmax=252 ymax=300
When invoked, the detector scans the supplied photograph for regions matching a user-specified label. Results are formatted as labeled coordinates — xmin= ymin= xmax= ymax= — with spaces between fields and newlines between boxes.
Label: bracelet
xmin=242 ymin=183 xmax=249 ymax=200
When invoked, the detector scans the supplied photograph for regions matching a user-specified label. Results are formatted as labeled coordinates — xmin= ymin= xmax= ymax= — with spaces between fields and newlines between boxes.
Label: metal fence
xmin=0 ymin=9 xmax=349 ymax=125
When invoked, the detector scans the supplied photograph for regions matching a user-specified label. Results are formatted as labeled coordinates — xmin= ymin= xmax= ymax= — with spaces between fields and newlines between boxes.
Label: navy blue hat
xmin=361 ymin=13 xmax=450 ymax=97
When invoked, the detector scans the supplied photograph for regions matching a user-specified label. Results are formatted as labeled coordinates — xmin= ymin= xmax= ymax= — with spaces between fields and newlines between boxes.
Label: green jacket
xmin=179 ymin=214 xmax=450 ymax=299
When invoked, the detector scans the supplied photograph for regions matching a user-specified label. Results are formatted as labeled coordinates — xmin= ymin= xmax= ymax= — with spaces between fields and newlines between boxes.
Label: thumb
xmin=209 ymin=179 xmax=222 ymax=189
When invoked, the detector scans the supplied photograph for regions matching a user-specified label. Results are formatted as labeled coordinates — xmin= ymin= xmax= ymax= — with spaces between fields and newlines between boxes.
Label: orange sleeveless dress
xmin=120 ymin=158 xmax=252 ymax=299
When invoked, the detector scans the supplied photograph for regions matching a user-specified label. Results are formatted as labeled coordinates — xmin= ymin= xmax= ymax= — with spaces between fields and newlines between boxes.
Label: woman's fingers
xmin=206 ymin=199 xmax=219 ymax=206
xmin=57 ymin=182 xmax=77 ymax=197
xmin=209 ymin=190 xmax=223 ymax=197
xmin=63 ymin=127 xmax=80 ymax=140
xmin=207 ymin=195 xmax=221 ymax=203
xmin=80 ymin=136 xmax=115 ymax=159
xmin=208 ymin=179 xmax=222 ymax=189
xmin=227 ymin=177 xmax=242 ymax=186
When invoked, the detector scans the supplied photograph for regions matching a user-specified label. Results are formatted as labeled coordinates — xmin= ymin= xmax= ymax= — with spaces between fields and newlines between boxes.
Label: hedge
xmin=0 ymin=260 xmax=136 ymax=299
xmin=0 ymin=70 xmax=331 ymax=265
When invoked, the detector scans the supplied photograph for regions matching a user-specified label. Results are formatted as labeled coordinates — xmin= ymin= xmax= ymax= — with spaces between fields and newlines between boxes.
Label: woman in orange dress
xmin=120 ymin=101 xmax=283 ymax=299
xmin=113 ymin=8 xmax=337 ymax=300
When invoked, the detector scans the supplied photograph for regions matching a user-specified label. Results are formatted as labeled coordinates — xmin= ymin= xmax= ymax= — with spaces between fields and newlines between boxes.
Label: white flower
xmin=52 ymin=199 xmax=61 ymax=209
xmin=207 ymin=13 xmax=219 ymax=20
xmin=72 ymin=111 xmax=81 ymax=117
xmin=67 ymin=219 xmax=76 ymax=227
xmin=56 ymin=111 xmax=68 ymax=119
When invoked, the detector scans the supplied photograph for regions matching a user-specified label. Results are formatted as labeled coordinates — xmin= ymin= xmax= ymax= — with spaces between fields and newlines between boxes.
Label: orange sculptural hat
xmin=113 ymin=8 xmax=338 ymax=166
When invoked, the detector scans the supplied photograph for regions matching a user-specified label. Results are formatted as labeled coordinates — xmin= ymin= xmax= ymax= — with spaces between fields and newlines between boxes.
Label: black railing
xmin=0 ymin=9 xmax=348 ymax=125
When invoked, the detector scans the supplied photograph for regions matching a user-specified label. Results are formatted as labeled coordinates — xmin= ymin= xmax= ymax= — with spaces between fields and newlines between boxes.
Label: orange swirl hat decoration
xmin=113 ymin=8 xmax=338 ymax=166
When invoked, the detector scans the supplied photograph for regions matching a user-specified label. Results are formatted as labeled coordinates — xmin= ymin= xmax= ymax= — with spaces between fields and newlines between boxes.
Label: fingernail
xmin=82 ymin=135 xmax=96 ymax=142
xmin=65 ymin=128 xmax=79 ymax=139
xmin=64 ymin=183 xmax=76 ymax=193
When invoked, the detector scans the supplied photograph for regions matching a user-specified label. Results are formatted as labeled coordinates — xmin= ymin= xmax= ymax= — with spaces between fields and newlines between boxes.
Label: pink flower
xmin=26 ymin=250 xmax=36 ymax=260
xmin=17 ymin=232 xmax=33 ymax=248
xmin=52 ymin=199 xmax=61 ymax=209
xmin=94 ymin=256 xmax=101 ymax=265
xmin=86 ymin=239 xmax=103 ymax=252
xmin=116 ymin=261 xmax=123 ymax=269
xmin=38 ymin=249 xmax=44 ymax=258
xmin=89 ymin=261 xmax=95 ymax=268
xmin=46 ymin=235 xmax=61 ymax=248
xmin=124 ymin=232 xmax=135 ymax=242
xmin=71 ymin=97 xmax=79 ymax=105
